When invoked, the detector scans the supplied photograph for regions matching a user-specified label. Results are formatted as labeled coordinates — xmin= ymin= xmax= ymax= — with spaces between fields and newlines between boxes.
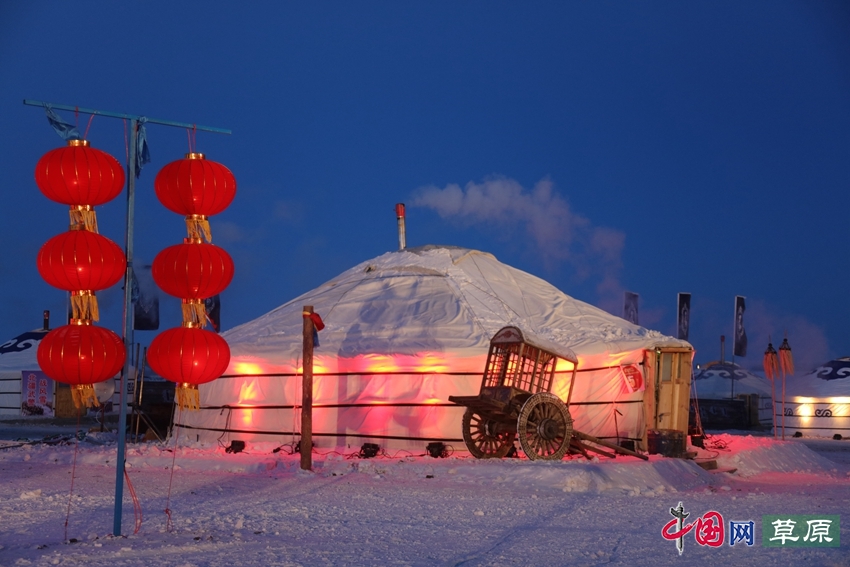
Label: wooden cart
xmin=448 ymin=326 xmax=579 ymax=461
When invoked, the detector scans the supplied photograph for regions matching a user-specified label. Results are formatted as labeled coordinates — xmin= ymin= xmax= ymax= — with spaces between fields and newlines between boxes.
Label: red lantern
xmin=34 ymin=139 xmax=125 ymax=207
xmin=37 ymin=322 xmax=125 ymax=408
xmin=154 ymin=153 xmax=236 ymax=216
xmin=147 ymin=326 xmax=231 ymax=409
xmin=152 ymin=240 xmax=234 ymax=299
xmin=37 ymin=230 xmax=126 ymax=291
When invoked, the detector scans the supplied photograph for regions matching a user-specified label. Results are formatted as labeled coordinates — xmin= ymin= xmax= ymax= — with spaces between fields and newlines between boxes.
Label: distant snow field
xmin=0 ymin=430 xmax=848 ymax=566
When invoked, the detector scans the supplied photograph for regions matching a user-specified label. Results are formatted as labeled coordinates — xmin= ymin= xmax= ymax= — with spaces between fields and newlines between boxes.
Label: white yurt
xmin=0 ymin=328 xmax=49 ymax=416
xmin=692 ymin=361 xmax=773 ymax=428
xmin=782 ymin=357 xmax=850 ymax=438
xmin=179 ymin=246 xmax=693 ymax=451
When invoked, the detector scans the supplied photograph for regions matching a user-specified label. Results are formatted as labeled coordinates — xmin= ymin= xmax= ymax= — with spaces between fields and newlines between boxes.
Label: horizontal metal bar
xmin=23 ymin=99 xmax=231 ymax=135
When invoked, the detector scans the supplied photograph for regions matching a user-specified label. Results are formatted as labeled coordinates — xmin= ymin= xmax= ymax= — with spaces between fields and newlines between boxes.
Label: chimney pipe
xmin=720 ymin=335 xmax=725 ymax=364
xmin=43 ymin=310 xmax=50 ymax=331
xmin=395 ymin=203 xmax=406 ymax=250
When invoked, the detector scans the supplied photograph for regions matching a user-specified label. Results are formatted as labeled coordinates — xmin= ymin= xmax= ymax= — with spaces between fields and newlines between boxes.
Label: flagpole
xmin=111 ymin=118 xmax=138 ymax=535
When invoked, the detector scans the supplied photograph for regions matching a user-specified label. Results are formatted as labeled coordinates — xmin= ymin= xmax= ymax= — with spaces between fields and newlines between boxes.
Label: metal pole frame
xmin=23 ymin=99 xmax=231 ymax=537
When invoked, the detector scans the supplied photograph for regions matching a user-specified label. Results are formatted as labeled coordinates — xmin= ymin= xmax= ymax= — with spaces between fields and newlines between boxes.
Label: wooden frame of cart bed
xmin=448 ymin=326 xmax=647 ymax=461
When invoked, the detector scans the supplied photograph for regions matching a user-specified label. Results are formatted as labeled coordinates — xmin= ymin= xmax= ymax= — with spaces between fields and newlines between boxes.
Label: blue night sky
xmin=2 ymin=2 xmax=848 ymax=373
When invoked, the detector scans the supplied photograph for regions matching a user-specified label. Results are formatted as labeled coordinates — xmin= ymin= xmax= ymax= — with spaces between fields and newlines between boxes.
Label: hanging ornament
xmin=151 ymin=239 xmax=234 ymax=326
xmin=37 ymin=229 xmax=126 ymax=321
xmin=763 ymin=342 xmax=779 ymax=381
xmin=779 ymin=337 xmax=794 ymax=375
xmin=151 ymin=239 xmax=234 ymax=299
xmin=35 ymin=139 xmax=125 ymax=232
xmin=34 ymin=138 xmax=127 ymax=409
xmin=150 ymin=151 xmax=235 ymax=410
xmin=147 ymin=326 xmax=230 ymax=409
xmin=37 ymin=321 xmax=126 ymax=408
xmin=154 ymin=153 xmax=236 ymax=242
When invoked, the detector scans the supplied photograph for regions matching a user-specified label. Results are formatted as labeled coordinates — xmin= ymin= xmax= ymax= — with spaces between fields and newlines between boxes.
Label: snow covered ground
xmin=0 ymin=421 xmax=848 ymax=566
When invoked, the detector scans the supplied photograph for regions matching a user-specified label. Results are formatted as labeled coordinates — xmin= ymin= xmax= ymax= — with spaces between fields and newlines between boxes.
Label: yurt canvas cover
xmin=179 ymin=246 xmax=692 ymax=451
xmin=0 ymin=328 xmax=48 ymax=416
xmin=783 ymin=357 xmax=850 ymax=437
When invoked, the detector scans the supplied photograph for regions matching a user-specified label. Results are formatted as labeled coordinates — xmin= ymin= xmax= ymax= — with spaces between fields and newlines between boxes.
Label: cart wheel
xmin=462 ymin=408 xmax=514 ymax=459
xmin=517 ymin=393 xmax=573 ymax=461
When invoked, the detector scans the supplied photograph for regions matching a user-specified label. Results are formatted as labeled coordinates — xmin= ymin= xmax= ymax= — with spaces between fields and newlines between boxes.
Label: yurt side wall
xmin=0 ymin=372 xmax=22 ymax=416
xmin=782 ymin=399 xmax=850 ymax=438
xmin=182 ymin=354 xmax=653 ymax=451
xmin=179 ymin=370 xmax=484 ymax=450
xmin=552 ymin=363 xmax=645 ymax=444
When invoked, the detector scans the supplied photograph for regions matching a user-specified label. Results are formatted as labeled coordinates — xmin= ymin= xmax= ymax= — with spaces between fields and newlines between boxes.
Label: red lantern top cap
xmin=69 ymin=318 xmax=92 ymax=326
xmin=68 ymin=139 xmax=89 ymax=147
xmin=186 ymin=152 xmax=205 ymax=160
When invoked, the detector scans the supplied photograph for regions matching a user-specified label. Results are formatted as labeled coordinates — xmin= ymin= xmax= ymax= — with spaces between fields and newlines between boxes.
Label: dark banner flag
xmin=734 ymin=295 xmax=747 ymax=357
xmin=623 ymin=292 xmax=639 ymax=325
xmin=205 ymin=295 xmax=221 ymax=333
xmin=677 ymin=293 xmax=691 ymax=341
xmin=132 ymin=265 xmax=160 ymax=331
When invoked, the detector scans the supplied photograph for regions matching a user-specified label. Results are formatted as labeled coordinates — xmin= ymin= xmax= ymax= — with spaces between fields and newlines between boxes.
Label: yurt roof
xmin=785 ymin=357 xmax=850 ymax=398
xmin=0 ymin=328 xmax=47 ymax=373
xmin=693 ymin=361 xmax=772 ymax=398
xmin=223 ymin=245 xmax=689 ymax=372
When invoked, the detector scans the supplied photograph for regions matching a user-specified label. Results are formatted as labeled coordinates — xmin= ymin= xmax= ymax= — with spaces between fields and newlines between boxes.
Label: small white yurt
xmin=0 ymin=328 xmax=49 ymax=416
xmin=692 ymin=361 xmax=773 ymax=428
xmin=179 ymin=246 xmax=693 ymax=452
xmin=783 ymin=357 xmax=850 ymax=438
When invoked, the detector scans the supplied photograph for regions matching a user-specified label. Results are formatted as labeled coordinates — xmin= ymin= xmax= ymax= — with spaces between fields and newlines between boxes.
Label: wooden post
xmin=301 ymin=305 xmax=314 ymax=471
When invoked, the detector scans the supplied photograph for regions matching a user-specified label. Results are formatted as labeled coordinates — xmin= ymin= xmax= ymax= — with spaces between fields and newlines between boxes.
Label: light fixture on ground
xmin=360 ymin=443 xmax=380 ymax=458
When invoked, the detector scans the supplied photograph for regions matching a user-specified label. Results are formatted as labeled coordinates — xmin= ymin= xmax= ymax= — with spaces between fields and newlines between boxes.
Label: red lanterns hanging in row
xmin=38 ymin=324 xmax=126 ymax=388
xmin=155 ymin=152 xmax=236 ymax=243
xmin=37 ymin=230 xmax=127 ymax=321
xmin=34 ymin=139 xmax=127 ymax=408
xmin=148 ymin=152 xmax=235 ymax=410
xmin=152 ymin=240 xmax=234 ymax=300
xmin=148 ymin=327 xmax=231 ymax=387
xmin=35 ymin=139 xmax=125 ymax=232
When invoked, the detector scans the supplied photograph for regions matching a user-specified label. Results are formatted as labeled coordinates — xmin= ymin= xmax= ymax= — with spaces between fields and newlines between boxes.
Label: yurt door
xmin=649 ymin=348 xmax=693 ymax=432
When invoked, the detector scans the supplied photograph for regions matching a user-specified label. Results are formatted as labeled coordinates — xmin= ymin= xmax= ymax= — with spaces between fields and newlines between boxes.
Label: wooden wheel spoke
xmin=517 ymin=393 xmax=572 ymax=461
xmin=463 ymin=408 xmax=513 ymax=459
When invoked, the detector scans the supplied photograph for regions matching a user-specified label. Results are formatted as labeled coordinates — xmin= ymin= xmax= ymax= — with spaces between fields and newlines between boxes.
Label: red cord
xmin=84 ymin=114 xmax=95 ymax=140
xmin=163 ymin=405 xmax=183 ymax=532
xmin=63 ymin=412 xmax=82 ymax=541
xmin=186 ymin=125 xmax=198 ymax=153
xmin=124 ymin=468 xmax=143 ymax=534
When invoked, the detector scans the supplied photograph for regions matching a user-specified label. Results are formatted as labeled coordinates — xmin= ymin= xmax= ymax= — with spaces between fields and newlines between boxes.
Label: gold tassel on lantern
xmin=71 ymin=384 xmax=100 ymax=409
xmin=71 ymin=290 xmax=99 ymax=321
xmin=185 ymin=214 xmax=212 ymax=243
xmin=176 ymin=383 xmax=200 ymax=410
xmin=69 ymin=205 xmax=98 ymax=233
xmin=181 ymin=299 xmax=207 ymax=327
